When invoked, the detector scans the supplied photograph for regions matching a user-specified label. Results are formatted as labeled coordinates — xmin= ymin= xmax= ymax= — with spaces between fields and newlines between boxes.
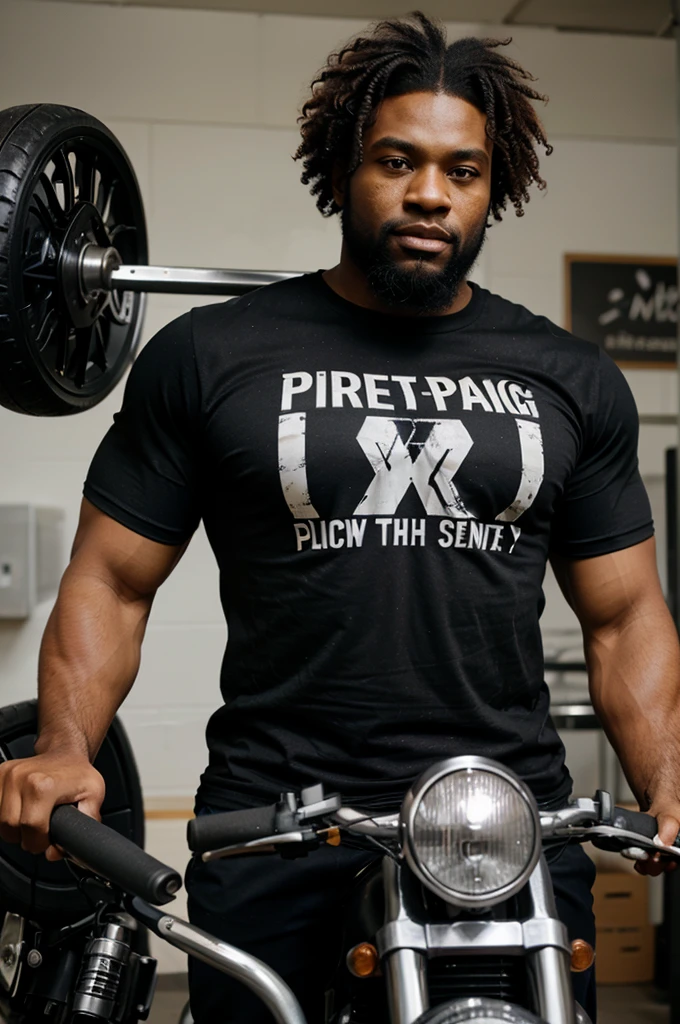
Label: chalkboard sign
xmin=565 ymin=254 xmax=678 ymax=368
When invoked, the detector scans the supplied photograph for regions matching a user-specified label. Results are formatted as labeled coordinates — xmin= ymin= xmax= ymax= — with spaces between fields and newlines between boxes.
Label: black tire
xmin=413 ymin=999 xmax=547 ymax=1023
xmin=0 ymin=104 xmax=147 ymax=416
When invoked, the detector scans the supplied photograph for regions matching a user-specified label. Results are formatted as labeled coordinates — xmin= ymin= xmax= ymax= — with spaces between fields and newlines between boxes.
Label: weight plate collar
xmin=58 ymin=200 xmax=113 ymax=329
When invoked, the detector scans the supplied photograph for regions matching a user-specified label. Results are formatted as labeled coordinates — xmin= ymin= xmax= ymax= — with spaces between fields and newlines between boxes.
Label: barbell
xmin=0 ymin=103 xmax=299 ymax=417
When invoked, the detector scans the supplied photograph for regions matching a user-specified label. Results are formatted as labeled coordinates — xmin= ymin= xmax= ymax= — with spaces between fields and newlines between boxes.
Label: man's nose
xmin=404 ymin=167 xmax=451 ymax=213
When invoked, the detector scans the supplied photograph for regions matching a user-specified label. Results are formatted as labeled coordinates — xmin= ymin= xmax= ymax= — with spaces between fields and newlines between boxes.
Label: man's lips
xmin=395 ymin=235 xmax=448 ymax=253
xmin=393 ymin=224 xmax=452 ymax=254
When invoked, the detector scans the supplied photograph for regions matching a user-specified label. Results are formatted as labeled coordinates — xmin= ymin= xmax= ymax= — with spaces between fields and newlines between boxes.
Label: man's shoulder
xmin=191 ymin=273 xmax=316 ymax=335
xmin=132 ymin=274 xmax=315 ymax=384
xmin=478 ymin=285 xmax=600 ymax=359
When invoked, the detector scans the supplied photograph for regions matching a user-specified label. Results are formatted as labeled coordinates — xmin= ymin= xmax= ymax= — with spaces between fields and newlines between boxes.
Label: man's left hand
xmin=634 ymin=801 xmax=680 ymax=877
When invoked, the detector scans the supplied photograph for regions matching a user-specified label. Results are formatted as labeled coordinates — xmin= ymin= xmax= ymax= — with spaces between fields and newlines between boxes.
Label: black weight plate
xmin=0 ymin=700 xmax=145 ymax=924
xmin=0 ymin=104 xmax=147 ymax=415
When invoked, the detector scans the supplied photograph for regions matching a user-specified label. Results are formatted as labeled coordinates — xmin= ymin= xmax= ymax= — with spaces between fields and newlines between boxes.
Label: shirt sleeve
xmin=550 ymin=349 xmax=654 ymax=560
xmin=83 ymin=311 xmax=202 ymax=545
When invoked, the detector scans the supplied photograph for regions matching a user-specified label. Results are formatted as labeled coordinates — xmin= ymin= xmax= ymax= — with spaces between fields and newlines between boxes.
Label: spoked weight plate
xmin=0 ymin=104 xmax=147 ymax=415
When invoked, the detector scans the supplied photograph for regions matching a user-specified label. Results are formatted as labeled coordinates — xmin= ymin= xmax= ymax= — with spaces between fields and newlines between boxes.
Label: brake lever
xmin=589 ymin=825 xmax=680 ymax=860
xmin=539 ymin=816 xmax=680 ymax=861
xmin=201 ymin=829 xmax=320 ymax=862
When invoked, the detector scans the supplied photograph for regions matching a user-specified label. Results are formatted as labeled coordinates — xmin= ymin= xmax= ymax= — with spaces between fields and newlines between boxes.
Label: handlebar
xmin=610 ymin=805 xmax=680 ymax=848
xmin=185 ymin=793 xmax=680 ymax=862
xmin=187 ymin=804 xmax=279 ymax=854
xmin=51 ymin=805 xmax=182 ymax=904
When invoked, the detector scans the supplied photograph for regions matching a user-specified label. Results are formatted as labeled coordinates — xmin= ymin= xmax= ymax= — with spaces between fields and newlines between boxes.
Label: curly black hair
xmin=295 ymin=12 xmax=552 ymax=221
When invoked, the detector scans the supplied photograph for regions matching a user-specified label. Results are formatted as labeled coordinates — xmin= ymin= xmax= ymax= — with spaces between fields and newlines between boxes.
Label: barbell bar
xmin=81 ymin=242 xmax=301 ymax=298
xmin=110 ymin=265 xmax=301 ymax=296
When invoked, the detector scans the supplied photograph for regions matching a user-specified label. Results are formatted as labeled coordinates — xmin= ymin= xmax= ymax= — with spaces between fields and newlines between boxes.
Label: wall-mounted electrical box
xmin=0 ymin=506 xmax=65 ymax=619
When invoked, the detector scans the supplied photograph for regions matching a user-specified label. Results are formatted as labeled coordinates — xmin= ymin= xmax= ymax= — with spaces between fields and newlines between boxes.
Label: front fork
xmin=525 ymin=858 xmax=577 ymax=1024
xmin=384 ymin=948 xmax=428 ymax=1024
xmin=382 ymin=859 xmax=428 ymax=1024
xmin=380 ymin=857 xmax=577 ymax=1024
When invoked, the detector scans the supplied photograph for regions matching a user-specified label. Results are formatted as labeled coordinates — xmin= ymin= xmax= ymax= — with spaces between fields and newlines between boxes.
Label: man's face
xmin=338 ymin=91 xmax=493 ymax=314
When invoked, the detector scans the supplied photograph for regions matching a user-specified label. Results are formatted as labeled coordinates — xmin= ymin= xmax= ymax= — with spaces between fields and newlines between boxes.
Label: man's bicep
xmin=550 ymin=537 xmax=665 ymax=637
xmin=71 ymin=498 xmax=189 ymax=601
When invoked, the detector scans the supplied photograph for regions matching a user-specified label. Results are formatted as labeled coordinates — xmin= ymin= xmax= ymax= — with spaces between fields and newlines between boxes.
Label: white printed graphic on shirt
xmin=353 ymin=417 xmax=474 ymax=517
xmin=278 ymin=412 xmax=320 ymax=519
xmin=277 ymin=370 xmax=545 ymax=552
xmin=495 ymin=419 xmax=545 ymax=524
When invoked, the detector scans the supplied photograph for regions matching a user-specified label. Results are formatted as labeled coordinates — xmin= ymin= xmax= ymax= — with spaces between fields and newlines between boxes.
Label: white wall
xmin=0 ymin=0 xmax=676 ymax=803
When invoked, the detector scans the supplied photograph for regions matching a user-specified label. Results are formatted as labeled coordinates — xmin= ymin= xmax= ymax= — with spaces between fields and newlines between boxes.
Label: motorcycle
xmin=1 ymin=704 xmax=679 ymax=1024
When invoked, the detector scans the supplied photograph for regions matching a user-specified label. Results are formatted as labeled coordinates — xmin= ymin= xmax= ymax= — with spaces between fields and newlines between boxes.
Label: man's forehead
xmin=366 ymin=91 xmax=491 ymax=155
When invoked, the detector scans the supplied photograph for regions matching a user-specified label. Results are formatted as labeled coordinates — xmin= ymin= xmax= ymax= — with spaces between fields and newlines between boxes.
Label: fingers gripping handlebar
xmin=50 ymin=805 xmax=182 ymax=904
xmin=611 ymin=805 xmax=680 ymax=848
xmin=542 ymin=795 xmax=680 ymax=860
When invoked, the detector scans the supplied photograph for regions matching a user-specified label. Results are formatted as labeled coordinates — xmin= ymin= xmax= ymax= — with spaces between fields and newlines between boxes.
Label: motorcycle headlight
xmin=401 ymin=757 xmax=541 ymax=908
xmin=422 ymin=997 xmax=548 ymax=1023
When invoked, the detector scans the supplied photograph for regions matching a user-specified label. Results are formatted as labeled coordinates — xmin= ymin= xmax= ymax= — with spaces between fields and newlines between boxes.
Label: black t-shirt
xmin=84 ymin=274 xmax=653 ymax=812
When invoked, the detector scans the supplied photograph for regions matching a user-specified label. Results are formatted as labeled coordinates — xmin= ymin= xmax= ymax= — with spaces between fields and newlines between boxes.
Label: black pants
xmin=186 ymin=837 xmax=597 ymax=1023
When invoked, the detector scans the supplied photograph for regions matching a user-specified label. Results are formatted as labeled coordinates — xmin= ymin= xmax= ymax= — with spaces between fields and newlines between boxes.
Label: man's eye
xmin=450 ymin=167 xmax=478 ymax=180
xmin=382 ymin=158 xmax=410 ymax=170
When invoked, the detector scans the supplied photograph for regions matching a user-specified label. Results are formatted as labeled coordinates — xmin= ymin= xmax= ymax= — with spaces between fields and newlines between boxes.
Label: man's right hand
xmin=0 ymin=753 xmax=105 ymax=861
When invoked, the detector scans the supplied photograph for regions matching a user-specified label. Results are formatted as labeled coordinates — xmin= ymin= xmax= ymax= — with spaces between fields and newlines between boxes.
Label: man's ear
xmin=331 ymin=162 xmax=348 ymax=209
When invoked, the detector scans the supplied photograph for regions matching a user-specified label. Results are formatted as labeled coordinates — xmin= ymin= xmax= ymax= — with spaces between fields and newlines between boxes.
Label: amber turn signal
xmin=325 ymin=827 xmax=341 ymax=847
xmin=346 ymin=942 xmax=379 ymax=978
xmin=571 ymin=938 xmax=595 ymax=972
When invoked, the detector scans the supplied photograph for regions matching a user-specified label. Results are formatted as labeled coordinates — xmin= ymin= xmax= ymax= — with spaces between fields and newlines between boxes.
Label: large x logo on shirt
xmin=353 ymin=417 xmax=474 ymax=517
xmin=277 ymin=413 xmax=544 ymax=523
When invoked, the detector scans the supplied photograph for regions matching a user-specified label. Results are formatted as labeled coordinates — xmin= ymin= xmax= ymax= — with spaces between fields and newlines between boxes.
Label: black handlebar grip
xmin=50 ymin=805 xmax=182 ymax=905
xmin=187 ymin=804 xmax=278 ymax=853
xmin=612 ymin=806 xmax=680 ymax=849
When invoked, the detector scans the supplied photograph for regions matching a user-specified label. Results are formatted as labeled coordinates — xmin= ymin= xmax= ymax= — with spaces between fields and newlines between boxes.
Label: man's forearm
xmin=35 ymin=564 xmax=153 ymax=762
xmin=0 ymin=503 xmax=182 ymax=857
xmin=586 ymin=597 xmax=680 ymax=810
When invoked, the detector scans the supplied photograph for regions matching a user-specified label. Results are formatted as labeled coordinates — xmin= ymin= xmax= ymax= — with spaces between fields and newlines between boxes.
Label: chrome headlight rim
xmin=417 ymin=996 xmax=548 ymax=1022
xmin=400 ymin=756 xmax=542 ymax=909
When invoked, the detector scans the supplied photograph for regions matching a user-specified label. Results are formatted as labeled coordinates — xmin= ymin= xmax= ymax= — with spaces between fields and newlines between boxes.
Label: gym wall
xmin=0 ymin=0 xmax=676 ymax=806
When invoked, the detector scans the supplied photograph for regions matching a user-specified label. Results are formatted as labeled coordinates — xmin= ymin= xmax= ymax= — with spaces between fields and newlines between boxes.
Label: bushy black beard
xmin=341 ymin=191 xmax=487 ymax=315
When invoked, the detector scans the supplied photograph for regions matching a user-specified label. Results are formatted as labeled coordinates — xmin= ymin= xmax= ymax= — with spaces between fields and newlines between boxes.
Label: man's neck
xmin=322 ymin=251 xmax=473 ymax=317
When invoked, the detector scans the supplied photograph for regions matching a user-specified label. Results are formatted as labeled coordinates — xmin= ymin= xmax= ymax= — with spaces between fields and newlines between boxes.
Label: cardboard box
xmin=592 ymin=870 xmax=648 ymax=928
xmin=592 ymin=869 xmax=655 ymax=984
xmin=595 ymin=923 xmax=655 ymax=984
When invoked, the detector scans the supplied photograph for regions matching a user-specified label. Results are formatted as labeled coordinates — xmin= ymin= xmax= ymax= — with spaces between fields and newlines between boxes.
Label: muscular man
xmin=1 ymin=14 xmax=679 ymax=1024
